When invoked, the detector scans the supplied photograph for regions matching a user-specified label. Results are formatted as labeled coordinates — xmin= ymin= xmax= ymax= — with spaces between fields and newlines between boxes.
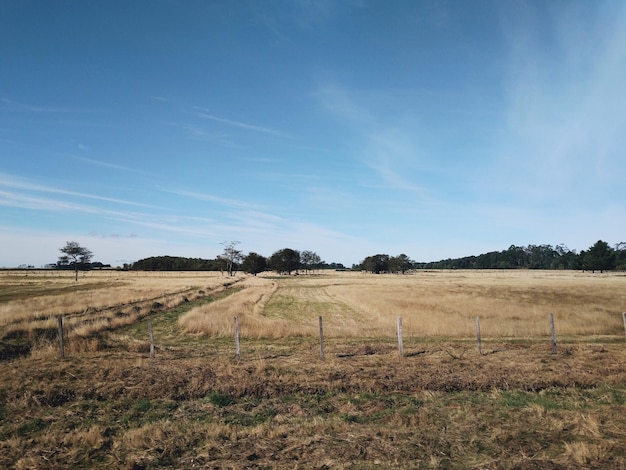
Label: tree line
xmin=394 ymin=241 xmax=624 ymax=273
xmin=130 ymin=245 xmax=345 ymax=275
xmin=54 ymin=239 xmax=625 ymax=278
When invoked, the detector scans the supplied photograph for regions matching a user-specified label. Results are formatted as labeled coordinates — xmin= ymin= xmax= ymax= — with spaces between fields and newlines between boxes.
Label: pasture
xmin=0 ymin=269 xmax=625 ymax=468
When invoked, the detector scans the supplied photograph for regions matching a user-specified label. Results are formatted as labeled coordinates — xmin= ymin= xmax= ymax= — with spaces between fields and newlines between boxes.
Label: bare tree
xmin=219 ymin=241 xmax=243 ymax=276
xmin=58 ymin=241 xmax=93 ymax=281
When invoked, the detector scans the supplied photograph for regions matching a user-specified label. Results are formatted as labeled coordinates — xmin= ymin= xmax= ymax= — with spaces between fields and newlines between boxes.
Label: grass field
xmin=0 ymin=269 xmax=625 ymax=468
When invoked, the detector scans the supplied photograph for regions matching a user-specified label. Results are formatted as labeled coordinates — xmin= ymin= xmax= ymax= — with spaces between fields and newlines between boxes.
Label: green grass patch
xmin=17 ymin=418 xmax=49 ymax=437
xmin=206 ymin=392 xmax=235 ymax=407
xmin=114 ymin=286 xmax=244 ymax=345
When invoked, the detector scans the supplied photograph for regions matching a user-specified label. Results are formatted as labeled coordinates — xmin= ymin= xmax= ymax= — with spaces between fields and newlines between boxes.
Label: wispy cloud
xmin=0 ymin=97 xmax=84 ymax=113
xmin=315 ymin=85 xmax=375 ymax=126
xmin=69 ymin=155 xmax=138 ymax=173
xmin=0 ymin=172 xmax=156 ymax=208
xmin=193 ymin=108 xmax=290 ymax=138
xmin=170 ymin=122 xmax=238 ymax=147
xmin=315 ymin=85 xmax=432 ymax=195
xmin=168 ymin=189 xmax=263 ymax=210
xmin=0 ymin=188 xmax=149 ymax=221
xmin=0 ymin=184 xmax=219 ymax=240
xmin=494 ymin=2 xmax=626 ymax=206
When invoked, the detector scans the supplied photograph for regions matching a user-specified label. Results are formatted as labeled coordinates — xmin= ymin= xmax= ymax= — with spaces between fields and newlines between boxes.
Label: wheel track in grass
xmin=262 ymin=277 xmax=376 ymax=336
xmin=0 ymin=277 xmax=248 ymax=360
xmin=113 ymin=280 xmax=247 ymax=346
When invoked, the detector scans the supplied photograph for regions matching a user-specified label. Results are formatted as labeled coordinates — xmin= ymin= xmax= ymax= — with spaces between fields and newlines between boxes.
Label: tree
xmin=300 ymin=250 xmax=322 ymax=274
xmin=582 ymin=240 xmax=615 ymax=273
xmin=269 ymin=248 xmax=300 ymax=274
xmin=615 ymin=242 xmax=626 ymax=271
xmin=389 ymin=254 xmax=413 ymax=274
xmin=361 ymin=254 xmax=390 ymax=274
xmin=242 ymin=252 xmax=267 ymax=276
xmin=219 ymin=241 xmax=243 ymax=276
xmin=58 ymin=241 xmax=93 ymax=281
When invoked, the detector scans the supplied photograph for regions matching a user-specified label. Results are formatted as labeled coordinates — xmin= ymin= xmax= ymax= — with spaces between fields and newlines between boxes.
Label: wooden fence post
xmin=148 ymin=318 xmax=155 ymax=359
xmin=549 ymin=313 xmax=557 ymax=354
xmin=234 ymin=316 xmax=241 ymax=360
xmin=397 ymin=316 xmax=404 ymax=357
xmin=475 ymin=316 xmax=483 ymax=355
xmin=319 ymin=316 xmax=325 ymax=360
xmin=57 ymin=315 xmax=65 ymax=359
xmin=622 ymin=312 xmax=626 ymax=339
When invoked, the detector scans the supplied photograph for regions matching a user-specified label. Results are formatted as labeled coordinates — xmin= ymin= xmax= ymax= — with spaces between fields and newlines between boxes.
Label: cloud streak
xmin=193 ymin=109 xmax=290 ymax=138
xmin=168 ymin=189 xmax=264 ymax=210
xmin=315 ymin=85 xmax=434 ymax=196
xmin=0 ymin=97 xmax=85 ymax=113
xmin=69 ymin=156 xmax=139 ymax=173
xmin=0 ymin=172 xmax=156 ymax=208
xmin=493 ymin=1 xmax=626 ymax=208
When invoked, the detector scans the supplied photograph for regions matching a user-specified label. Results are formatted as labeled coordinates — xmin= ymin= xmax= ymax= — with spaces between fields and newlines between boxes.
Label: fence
xmin=2 ymin=312 xmax=625 ymax=362
xmin=58 ymin=311 xmax=626 ymax=360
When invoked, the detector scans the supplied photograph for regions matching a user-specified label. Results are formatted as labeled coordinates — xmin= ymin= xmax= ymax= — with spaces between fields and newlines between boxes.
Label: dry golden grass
xmin=259 ymin=270 xmax=626 ymax=339
xmin=1 ymin=269 xmax=625 ymax=468
xmin=0 ymin=270 xmax=239 ymax=349
xmin=3 ymin=269 xmax=624 ymax=344
xmin=0 ymin=341 xmax=625 ymax=469
xmin=0 ymin=270 xmax=232 ymax=325
xmin=179 ymin=276 xmax=314 ymax=338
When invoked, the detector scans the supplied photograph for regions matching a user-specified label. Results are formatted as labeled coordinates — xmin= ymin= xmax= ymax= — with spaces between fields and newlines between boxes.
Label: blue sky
xmin=1 ymin=1 xmax=625 ymax=268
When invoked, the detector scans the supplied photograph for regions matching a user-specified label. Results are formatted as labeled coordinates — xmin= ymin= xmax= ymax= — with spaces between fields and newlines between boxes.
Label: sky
xmin=1 ymin=0 xmax=625 ymax=268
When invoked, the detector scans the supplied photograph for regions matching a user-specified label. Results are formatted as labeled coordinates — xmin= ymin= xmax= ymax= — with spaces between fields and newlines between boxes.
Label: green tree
xmin=361 ymin=254 xmax=390 ymax=274
xmin=132 ymin=256 xmax=217 ymax=271
xmin=582 ymin=240 xmax=615 ymax=273
xmin=58 ymin=241 xmax=93 ymax=281
xmin=614 ymin=242 xmax=626 ymax=270
xmin=269 ymin=248 xmax=300 ymax=274
xmin=300 ymin=250 xmax=322 ymax=274
xmin=242 ymin=252 xmax=267 ymax=276
xmin=389 ymin=254 xmax=413 ymax=274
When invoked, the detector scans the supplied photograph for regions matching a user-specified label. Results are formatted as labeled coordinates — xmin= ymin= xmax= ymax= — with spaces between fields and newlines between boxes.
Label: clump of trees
xmin=580 ymin=240 xmax=621 ymax=273
xmin=357 ymin=241 xmax=625 ymax=273
xmin=413 ymin=242 xmax=624 ymax=271
xmin=131 ymin=256 xmax=219 ymax=271
xmin=413 ymin=244 xmax=580 ymax=270
xmin=359 ymin=254 xmax=413 ymax=274
xmin=130 ymin=246 xmax=339 ymax=275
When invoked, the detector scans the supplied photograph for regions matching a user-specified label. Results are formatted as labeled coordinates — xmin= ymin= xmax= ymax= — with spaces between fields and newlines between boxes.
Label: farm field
xmin=0 ymin=269 xmax=625 ymax=468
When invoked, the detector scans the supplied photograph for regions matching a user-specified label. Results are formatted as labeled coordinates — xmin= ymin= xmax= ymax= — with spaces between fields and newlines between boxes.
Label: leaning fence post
xmin=234 ymin=316 xmax=241 ymax=360
xmin=397 ymin=316 xmax=404 ymax=357
xmin=549 ymin=313 xmax=557 ymax=354
xmin=475 ymin=316 xmax=483 ymax=355
xmin=318 ymin=316 xmax=325 ymax=360
xmin=148 ymin=318 xmax=155 ymax=359
xmin=622 ymin=312 xmax=626 ymax=339
xmin=57 ymin=315 xmax=65 ymax=359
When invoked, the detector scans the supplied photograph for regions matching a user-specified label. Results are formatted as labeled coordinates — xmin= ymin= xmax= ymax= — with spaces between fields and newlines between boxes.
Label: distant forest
xmin=128 ymin=241 xmax=625 ymax=274
xmin=414 ymin=242 xmax=625 ymax=271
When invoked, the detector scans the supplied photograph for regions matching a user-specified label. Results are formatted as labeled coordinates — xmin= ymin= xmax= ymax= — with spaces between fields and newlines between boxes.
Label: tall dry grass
xmin=0 ymin=271 xmax=232 ymax=326
xmin=0 ymin=270 xmax=240 ymax=351
xmin=3 ymin=269 xmax=625 ymax=343
xmin=0 ymin=271 xmax=231 ymax=326
xmin=178 ymin=277 xmax=316 ymax=338
xmin=259 ymin=270 xmax=626 ymax=339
